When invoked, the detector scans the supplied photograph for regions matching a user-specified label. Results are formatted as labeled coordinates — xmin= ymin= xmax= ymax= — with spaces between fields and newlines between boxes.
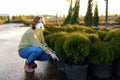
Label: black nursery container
xmin=90 ymin=63 xmax=112 ymax=79
xmin=113 ymin=61 xmax=120 ymax=77
xmin=64 ymin=63 xmax=88 ymax=80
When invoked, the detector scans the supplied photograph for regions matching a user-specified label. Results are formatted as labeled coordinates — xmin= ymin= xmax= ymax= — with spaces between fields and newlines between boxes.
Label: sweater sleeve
xmin=36 ymin=30 xmax=53 ymax=52
xmin=27 ymin=30 xmax=50 ymax=54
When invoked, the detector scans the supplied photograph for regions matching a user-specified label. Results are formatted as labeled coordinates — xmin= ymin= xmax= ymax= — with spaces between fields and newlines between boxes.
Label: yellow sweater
xmin=18 ymin=28 xmax=50 ymax=54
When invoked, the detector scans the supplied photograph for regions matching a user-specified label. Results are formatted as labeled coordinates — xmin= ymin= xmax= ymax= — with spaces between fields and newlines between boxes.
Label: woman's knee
xmin=38 ymin=53 xmax=50 ymax=61
xmin=18 ymin=46 xmax=43 ymax=59
xmin=18 ymin=49 xmax=26 ymax=59
xmin=32 ymin=46 xmax=42 ymax=54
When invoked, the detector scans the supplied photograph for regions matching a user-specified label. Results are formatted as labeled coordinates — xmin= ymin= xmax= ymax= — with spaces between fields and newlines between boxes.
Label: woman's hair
xmin=31 ymin=16 xmax=42 ymax=30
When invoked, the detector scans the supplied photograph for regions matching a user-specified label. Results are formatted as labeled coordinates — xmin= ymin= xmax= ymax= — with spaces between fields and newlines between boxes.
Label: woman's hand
xmin=49 ymin=51 xmax=59 ymax=61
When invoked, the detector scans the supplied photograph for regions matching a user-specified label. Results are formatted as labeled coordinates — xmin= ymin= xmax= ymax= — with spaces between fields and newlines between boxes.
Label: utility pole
xmin=105 ymin=0 xmax=108 ymax=27
xmin=56 ymin=13 xmax=58 ymax=25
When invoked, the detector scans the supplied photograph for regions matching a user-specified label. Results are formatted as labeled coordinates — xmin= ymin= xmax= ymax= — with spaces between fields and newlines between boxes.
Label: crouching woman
xmin=18 ymin=16 xmax=59 ymax=73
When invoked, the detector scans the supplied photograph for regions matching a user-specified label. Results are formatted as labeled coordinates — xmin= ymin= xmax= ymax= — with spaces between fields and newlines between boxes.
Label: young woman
xmin=18 ymin=16 xmax=59 ymax=72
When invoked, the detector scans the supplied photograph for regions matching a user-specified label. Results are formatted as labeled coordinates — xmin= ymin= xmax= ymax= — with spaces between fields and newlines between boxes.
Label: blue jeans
xmin=18 ymin=46 xmax=50 ymax=64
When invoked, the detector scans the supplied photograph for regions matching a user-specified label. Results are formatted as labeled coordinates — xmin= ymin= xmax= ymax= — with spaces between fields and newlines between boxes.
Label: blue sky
xmin=0 ymin=0 xmax=119 ymax=16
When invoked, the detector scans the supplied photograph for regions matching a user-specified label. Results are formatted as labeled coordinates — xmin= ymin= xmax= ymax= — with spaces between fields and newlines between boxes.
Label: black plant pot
xmin=112 ymin=61 xmax=120 ymax=77
xmin=64 ymin=63 xmax=88 ymax=80
xmin=90 ymin=63 xmax=112 ymax=79
xmin=57 ymin=59 xmax=65 ymax=72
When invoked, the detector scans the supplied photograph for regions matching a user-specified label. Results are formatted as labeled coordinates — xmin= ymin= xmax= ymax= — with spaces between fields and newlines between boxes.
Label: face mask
xmin=36 ymin=23 xmax=44 ymax=31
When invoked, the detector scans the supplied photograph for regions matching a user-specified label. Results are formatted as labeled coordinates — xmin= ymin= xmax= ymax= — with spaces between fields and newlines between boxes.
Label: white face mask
xmin=36 ymin=23 xmax=44 ymax=31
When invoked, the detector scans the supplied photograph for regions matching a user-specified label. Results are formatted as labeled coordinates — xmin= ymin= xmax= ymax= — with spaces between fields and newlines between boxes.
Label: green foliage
xmin=97 ymin=30 xmax=107 ymax=41
xmin=62 ymin=25 xmax=95 ymax=33
xmin=83 ymin=27 xmax=95 ymax=33
xmin=45 ymin=33 xmax=53 ymax=47
xmin=63 ymin=32 xmax=90 ymax=64
xmin=54 ymin=34 xmax=68 ymax=60
xmin=99 ymin=27 xmax=112 ymax=32
xmin=62 ymin=25 xmax=75 ymax=32
xmin=84 ymin=0 xmax=93 ymax=26
xmin=60 ymin=24 xmax=83 ymax=32
xmin=64 ymin=24 xmax=72 ymax=28
xmin=89 ymin=41 xmax=114 ymax=64
xmin=45 ymin=26 xmax=60 ymax=33
xmin=104 ymin=28 xmax=120 ymax=41
xmin=45 ymin=32 xmax=67 ymax=50
xmin=93 ymin=3 xmax=99 ymax=27
xmin=104 ymin=28 xmax=120 ymax=61
xmin=72 ymin=25 xmax=84 ymax=32
xmin=63 ymin=1 xmax=72 ymax=25
xmin=71 ymin=0 xmax=80 ymax=24
xmin=63 ymin=0 xmax=80 ymax=25
xmin=87 ymin=33 xmax=100 ymax=43
xmin=63 ymin=15 xmax=72 ymax=25
xmin=43 ymin=29 xmax=51 ymax=37
xmin=110 ymin=39 xmax=120 ymax=61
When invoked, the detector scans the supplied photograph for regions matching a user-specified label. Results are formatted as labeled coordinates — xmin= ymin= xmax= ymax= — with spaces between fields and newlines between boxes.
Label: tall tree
xmin=63 ymin=0 xmax=73 ymax=25
xmin=84 ymin=0 xmax=93 ymax=26
xmin=93 ymin=3 xmax=99 ymax=27
xmin=71 ymin=0 xmax=80 ymax=24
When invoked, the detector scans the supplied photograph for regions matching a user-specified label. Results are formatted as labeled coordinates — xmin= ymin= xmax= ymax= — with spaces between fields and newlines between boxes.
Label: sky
xmin=0 ymin=0 xmax=119 ymax=16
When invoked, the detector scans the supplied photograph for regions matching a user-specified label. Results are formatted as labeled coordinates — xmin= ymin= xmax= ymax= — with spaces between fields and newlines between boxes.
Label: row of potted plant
xmin=104 ymin=28 xmax=120 ymax=77
xmin=44 ymin=26 xmax=120 ymax=80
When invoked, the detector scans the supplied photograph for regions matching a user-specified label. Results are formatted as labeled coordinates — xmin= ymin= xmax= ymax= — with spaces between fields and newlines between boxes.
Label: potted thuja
xmin=89 ymin=41 xmax=114 ymax=79
xmin=63 ymin=32 xmax=90 ymax=80
xmin=54 ymin=33 xmax=68 ymax=72
xmin=104 ymin=28 xmax=120 ymax=76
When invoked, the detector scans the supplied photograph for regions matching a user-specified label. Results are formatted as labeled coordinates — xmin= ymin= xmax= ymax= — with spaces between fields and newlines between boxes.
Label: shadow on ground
xmin=23 ymin=61 xmax=120 ymax=80
xmin=24 ymin=61 xmax=67 ymax=80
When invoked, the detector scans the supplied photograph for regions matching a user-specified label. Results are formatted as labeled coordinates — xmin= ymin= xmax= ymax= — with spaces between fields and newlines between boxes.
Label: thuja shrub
xmin=89 ymin=41 xmax=114 ymax=64
xmin=97 ymin=30 xmax=107 ymax=41
xmin=72 ymin=24 xmax=83 ymax=31
xmin=43 ymin=29 xmax=51 ymax=37
xmin=63 ymin=32 xmax=90 ymax=64
xmin=83 ymin=27 xmax=95 ymax=33
xmin=45 ymin=26 xmax=60 ymax=33
xmin=104 ymin=28 xmax=120 ymax=41
xmin=110 ymin=39 xmax=120 ymax=61
xmin=87 ymin=33 xmax=100 ymax=44
xmin=54 ymin=34 xmax=68 ymax=60
xmin=44 ymin=33 xmax=54 ymax=47
xmin=104 ymin=28 xmax=120 ymax=61
xmin=62 ymin=26 xmax=75 ymax=32
xmin=99 ymin=27 xmax=112 ymax=32
xmin=63 ymin=24 xmax=72 ymax=28
xmin=46 ymin=32 xmax=67 ymax=50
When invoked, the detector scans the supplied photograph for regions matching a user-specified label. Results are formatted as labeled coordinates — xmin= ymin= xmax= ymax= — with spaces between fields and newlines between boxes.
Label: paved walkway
xmin=0 ymin=24 xmax=67 ymax=80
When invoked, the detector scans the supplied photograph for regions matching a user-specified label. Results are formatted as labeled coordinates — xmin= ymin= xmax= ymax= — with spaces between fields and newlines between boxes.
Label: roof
xmin=0 ymin=14 xmax=9 ymax=16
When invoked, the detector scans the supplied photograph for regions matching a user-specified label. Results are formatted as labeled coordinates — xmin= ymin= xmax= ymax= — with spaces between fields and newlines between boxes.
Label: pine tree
xmin=84 ymin=0 xmax=93 ymax=26
xmin=93 ymin=3 xmax=99 ymax=27
xmin=71 ymin=0 xmax=80 ymax=24
xmin=63 ymin=0 xmax=73 ymax=25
